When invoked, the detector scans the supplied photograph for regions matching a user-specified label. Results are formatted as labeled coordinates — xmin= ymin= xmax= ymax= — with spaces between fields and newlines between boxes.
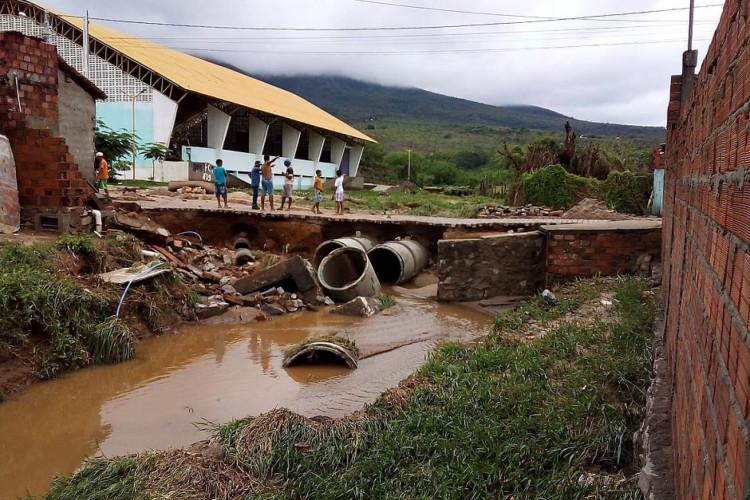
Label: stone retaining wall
xmin=437 ymin=231 xmax=545 ymax=301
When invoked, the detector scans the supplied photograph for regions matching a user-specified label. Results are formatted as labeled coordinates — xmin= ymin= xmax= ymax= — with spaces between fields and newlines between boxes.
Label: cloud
xmin=39 ymin=0 xmax=724 ymax=126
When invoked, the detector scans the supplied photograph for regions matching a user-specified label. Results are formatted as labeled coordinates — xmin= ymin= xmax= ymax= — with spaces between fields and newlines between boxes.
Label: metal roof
xmin=44 ymin=6 xmax=375 ymax=143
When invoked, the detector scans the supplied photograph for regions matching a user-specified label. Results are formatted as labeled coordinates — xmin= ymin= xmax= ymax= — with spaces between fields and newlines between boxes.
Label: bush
xmin=602 ymin=171 xmax=653 ymax=214
xmin=522 ymin=164 xmax=600 ymax=209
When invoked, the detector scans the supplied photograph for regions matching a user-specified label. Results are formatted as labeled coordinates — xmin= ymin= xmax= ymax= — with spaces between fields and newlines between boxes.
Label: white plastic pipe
xmin=92 ymin=209 xmax=102 ymax=233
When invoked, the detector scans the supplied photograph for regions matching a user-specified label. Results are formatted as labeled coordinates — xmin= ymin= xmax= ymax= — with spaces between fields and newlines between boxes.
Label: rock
xmin=261 ymin=303 xmax=285 ymax=316
xmin=223 ymin=293 xmax=244 ymax=306
xmin=241 ymin=292 xmax=263 ymax=306
xmin=195 ymin=295 xmax=229 ymax=319
xmin=220 ymin=284 xmax=237 ymax=294
xmin=331 ymin=296 xmax=381 ymax=317
xmin=305 ymin=303 xmax=319 ymax=312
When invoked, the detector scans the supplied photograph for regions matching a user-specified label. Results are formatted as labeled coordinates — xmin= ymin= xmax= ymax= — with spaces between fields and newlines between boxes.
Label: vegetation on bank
xmin=40 ymin=276 xmax=657 ymax=499
xmin=0 ymin=234 xmax=195 ymax=389
xmin=522 ymin=165 xmax=653 ymax=212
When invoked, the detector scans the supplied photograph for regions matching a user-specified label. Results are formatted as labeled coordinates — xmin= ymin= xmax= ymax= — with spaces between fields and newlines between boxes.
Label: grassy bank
xmin=0 ymin=234 xmax=194 ymax=391
xmin=39 ymin=276 xmax=657 ymax=499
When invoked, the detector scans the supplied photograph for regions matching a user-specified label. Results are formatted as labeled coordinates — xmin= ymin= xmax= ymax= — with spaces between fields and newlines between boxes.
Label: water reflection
xmin=0 ymin=290 xmax=490 ymax=499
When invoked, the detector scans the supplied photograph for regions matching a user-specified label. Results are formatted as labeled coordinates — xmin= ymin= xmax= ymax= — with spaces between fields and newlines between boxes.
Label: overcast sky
xmin=40 ymin=0 xmax=725 ymax=127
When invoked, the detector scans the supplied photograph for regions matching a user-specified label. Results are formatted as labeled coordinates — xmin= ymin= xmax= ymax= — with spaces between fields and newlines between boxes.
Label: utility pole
xmin=122 ymin=89 xmax=147 ymax=179
xmin=406 ymin=148 xmax=412 ymax=181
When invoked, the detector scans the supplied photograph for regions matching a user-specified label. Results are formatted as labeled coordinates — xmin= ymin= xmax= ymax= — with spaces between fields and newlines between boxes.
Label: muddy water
xmin=0 ymin=289 xmax=490 ymax=499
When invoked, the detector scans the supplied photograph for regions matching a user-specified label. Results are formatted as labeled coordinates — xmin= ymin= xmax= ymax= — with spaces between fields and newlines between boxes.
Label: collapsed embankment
xmin=0 ymin=233 xmax=196 ymax=398
xmin=39 ymin=276 xmax=659 ymax=499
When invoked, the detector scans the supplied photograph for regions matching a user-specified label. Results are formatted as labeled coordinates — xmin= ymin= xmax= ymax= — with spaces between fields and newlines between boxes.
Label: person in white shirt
xmin=333 ymin=169 xmax=345 ymax=215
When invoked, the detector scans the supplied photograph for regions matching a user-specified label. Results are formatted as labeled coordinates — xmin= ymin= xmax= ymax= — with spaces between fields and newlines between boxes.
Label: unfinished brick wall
xmin=543 ymin=222 xmax=661 ymax=282
xmin=663 ymin=2 xmax=750 ymax=499
xmin=0 ymin=31 xmax=87 ymax=207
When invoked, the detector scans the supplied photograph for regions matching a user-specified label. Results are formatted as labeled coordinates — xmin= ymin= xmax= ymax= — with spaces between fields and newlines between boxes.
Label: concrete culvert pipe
xmin=233 ymin=237 xmax=251 ymax=250
xmin=317 ymin=247 xmax=381 ymax=303
xmin=368 ymin=239 xmax=429 ymax=285
xmin=235 ymin=248 xmax=254 ymax=266
xmin=312 ymin=236 xmax=375 ymax=270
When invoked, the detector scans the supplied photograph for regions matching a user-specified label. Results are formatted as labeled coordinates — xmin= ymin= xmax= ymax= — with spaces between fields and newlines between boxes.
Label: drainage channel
xmin=0 ymin=286 xmax=493 ymax=499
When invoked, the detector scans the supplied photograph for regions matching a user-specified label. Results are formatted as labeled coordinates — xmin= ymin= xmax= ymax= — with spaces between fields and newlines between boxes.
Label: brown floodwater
xmin=0 ymin=287 xmax=491 ymax=499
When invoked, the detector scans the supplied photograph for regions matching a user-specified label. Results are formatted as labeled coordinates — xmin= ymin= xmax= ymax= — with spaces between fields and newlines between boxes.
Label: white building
xmin=0 ymin=0 xmax=375 ymax=188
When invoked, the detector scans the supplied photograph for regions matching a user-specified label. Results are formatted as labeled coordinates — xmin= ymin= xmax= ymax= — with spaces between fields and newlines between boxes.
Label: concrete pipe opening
xmin=368 ymin=240 xmax=429 ymax=285
xmin=317 ymin=247 xmax=381 ymax=303
xmin=312 ymin=236 xmax=375 ymax=269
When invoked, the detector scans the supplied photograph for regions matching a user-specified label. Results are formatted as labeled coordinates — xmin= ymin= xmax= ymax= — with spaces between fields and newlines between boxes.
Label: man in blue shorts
xmin=260 ymin=154 xmax=279 ymax=210
xmin=212 ymin=159 xmax=228 ymax=209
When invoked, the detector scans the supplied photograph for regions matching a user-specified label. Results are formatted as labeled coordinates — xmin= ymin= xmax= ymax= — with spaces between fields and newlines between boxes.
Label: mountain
xmin=255 ymin=75 xmax=665 ymax=141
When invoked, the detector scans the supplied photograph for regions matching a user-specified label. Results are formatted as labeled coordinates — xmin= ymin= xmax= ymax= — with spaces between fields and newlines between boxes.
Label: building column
xmin=282 ymin=123 xmax=301 ymax=160
xmin=248 ymin=115 xmax=268 ymax=156
xmin=348 ymin=143 xmax=364 ymax=177
xmin=207 ymin=104 xmax=230 ymax=153
xmin=309 ymin=131 xmax=325 ymax=163
xmin=331 ymin=137 xmax=346 ymax=167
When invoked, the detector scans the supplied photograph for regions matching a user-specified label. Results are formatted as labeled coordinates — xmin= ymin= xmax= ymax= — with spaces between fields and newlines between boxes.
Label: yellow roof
xmin=50 ymin=9 xmax=374 ymax=143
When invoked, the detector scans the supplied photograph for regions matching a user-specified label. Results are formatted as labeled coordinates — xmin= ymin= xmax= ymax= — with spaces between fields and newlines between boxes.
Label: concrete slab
xmin=541 ymin=219 xmax=662 ymax=233
xmin=99 ymin=265 xmax=169 ymax=285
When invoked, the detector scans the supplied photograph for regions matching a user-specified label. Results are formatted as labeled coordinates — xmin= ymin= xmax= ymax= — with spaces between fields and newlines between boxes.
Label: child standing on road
xmin=278 ymin=159 xmax=294 ymax=211
xmin=212 ymin=159 xmax=228 ymax=209
xmin=333 ymin=169 xmax=345 ymax=215
xmin=312 ymin=169 xmax=323 ymax=214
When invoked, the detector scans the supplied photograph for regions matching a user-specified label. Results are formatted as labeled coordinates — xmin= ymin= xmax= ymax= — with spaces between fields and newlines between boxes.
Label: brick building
xmin=0 ymin=31 xmax=105 ymax=230
xmin=659 ymin=2 xmax=750 ymax=498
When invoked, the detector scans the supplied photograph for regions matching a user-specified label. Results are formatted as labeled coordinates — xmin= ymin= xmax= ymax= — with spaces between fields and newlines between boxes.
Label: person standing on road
xmin=260 ymin=154 xmax=279 ymax=210
xmin=212 ymin=159 xmax=228 ymax=209
xmin=278 ymin=159 xmax=294 ymax=211
xmin=250 ymin=160 xmax=261 ymax=209
xmin=311 ymin=169 xmax=323 ymax=214
xmin=334 ymin=169 xmax=345 ymax=215
xmin=94 ymin=152 xmax=110 ymax=197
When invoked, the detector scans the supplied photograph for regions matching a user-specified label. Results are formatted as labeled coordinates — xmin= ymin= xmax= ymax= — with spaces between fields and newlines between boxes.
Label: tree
xmin=139 ymin=142 xmax=170 ymax=180
xmin=94 ymin=120 xmax=137 ymax=181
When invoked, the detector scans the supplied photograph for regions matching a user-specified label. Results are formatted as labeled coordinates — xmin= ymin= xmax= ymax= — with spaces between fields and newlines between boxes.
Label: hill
xmin=256 ymin=75 xmax=665 ymax=142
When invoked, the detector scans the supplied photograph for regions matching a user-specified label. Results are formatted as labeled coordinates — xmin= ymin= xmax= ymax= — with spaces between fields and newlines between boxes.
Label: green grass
xmin=39 ymin=276 xmax=656 ymax=499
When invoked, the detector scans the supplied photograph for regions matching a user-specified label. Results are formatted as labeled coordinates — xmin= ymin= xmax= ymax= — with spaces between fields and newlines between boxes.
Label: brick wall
xmin=0 ymin=31 xmax=88 ymax=208
xmin=663 ymin=2 xmax=750 ymax=499
xmin=543 ymin=221 xmax=661 ymax=282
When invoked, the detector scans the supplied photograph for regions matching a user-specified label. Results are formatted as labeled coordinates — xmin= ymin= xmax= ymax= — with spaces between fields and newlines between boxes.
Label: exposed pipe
xmin=91 ymin=209 xmax=102 ymax=234
xmin=687 ymin=0 xmax=695 ymax=51
xmin=177 ymin=230 xmax=203 ymax=243
xmin=116 ymin=261 xmax=165 ymax=318
xmin=14 ymin=74 xmax=22 ymax=114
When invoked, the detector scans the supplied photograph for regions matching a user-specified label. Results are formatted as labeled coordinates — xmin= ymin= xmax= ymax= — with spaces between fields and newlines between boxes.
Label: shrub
xmin=602 ymin=171 xmax=653 ymax=214
xmin=522 ymin=164 xmax=601 ymax=209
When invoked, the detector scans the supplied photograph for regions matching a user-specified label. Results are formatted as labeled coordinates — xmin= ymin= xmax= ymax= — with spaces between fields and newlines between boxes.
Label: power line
xmin=84 ymin=4 xmax=724 ymax=32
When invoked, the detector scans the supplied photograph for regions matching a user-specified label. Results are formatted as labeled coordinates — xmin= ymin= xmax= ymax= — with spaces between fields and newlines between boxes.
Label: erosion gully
xmin=0 ymin=284 xmax=493 ymax=499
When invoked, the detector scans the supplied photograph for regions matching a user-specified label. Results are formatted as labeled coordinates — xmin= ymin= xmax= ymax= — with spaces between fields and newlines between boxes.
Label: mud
xmin=0 ymin=286 xmax=493 ymax=499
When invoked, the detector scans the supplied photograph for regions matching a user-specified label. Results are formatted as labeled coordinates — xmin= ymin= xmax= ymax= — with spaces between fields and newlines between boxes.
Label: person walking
xmin=311 ymin=169 xmax=323 ymax=214
xmin=94 ymin=152 xmax=110 ymax=197
xmin=250 ymin=160 xmax=261 ymax=209
xmin=212 ymin=158 xmax=228 ymax=209
xmin=260 ymin=154 xmax=279 ymax=210
xmin=334 ymin=169 xmax=345 ymax=215
xmin=278 ymin=159 xmax=294 ymax=211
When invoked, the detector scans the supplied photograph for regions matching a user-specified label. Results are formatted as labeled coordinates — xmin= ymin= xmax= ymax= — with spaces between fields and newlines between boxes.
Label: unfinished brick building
xmin=660 ymin=2 xmax=750 ymax=498
xmin=0 ymin=30 xmax=104 ymax=231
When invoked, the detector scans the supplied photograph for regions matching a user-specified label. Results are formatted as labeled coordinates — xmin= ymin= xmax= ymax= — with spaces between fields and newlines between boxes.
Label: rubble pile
xmin=477 ymin=204 xmax=564 ymax=218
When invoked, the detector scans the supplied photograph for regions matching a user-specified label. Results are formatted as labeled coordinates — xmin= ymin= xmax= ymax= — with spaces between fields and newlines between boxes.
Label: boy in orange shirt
xmin=94 ymin=152 xmax=110 ymax=196
xmin=311 ymin=169 xmax=323 ymax=214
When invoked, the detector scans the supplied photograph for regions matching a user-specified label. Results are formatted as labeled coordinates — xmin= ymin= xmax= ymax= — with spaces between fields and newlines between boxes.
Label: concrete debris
xmin=233 ymin=255 xmax=321 ymax=303
xmin=331 ymin=296 xmax=381 ymax=317
xmin=98 ymin=263 xmax=170 ymax=285
xmin=261 ymin=304 xmax=285 ymax=316
xmin=477 ymin=204 xmax=565 ymax=218
xmin=195 ymin=295 xmax=229 ymax=319
xmin=113 ymin=211 xmax=170 ymax=240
